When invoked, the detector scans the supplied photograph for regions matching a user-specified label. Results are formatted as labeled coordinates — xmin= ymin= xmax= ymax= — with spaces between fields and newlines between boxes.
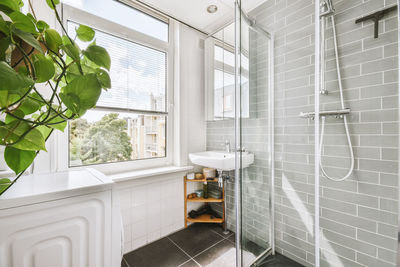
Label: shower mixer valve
xmin=320 ymin=89 xmax=329 ymax=95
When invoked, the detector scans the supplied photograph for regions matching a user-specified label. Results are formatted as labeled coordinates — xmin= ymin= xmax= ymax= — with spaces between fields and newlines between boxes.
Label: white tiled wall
xmin=115 ymin=172 xmax=185 ymax=253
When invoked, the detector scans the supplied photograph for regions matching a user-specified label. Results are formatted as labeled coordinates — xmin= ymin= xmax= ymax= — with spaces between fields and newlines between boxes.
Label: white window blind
xmin=68 ymin=21 xmax=167 ymax=112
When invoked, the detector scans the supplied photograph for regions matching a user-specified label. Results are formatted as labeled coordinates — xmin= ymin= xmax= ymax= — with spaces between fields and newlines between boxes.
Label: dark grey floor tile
xmin=208 ymin=224 xmax=233 ymax=238
xmin=227 ymin=233 xmax=235 ymax=244
xmin=179 ymin=259 xmax=200 ymax=267
xmin=259 ymin=253 xmax=305 ymax=267
xmin=169 ymin=223 xmax=224 ymax=257
xmin=243 ymin=240 xmax=267 ymax=257
xmin=121 ymin=257 xmax=129 ymax=267
xmin=193 ymin=239 xmax=236 ymax=266
xmin=124 ymin=237 xmax=190 ymax=267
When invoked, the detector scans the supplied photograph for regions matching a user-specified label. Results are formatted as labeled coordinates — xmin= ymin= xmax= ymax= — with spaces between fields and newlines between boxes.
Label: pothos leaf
xmin=0 ymin=62 xmax=34 ymax=92
xmin=83 ymin=45 xmax=110 ymax=70
xmin=9 ymin=11 xmax=37 ymax=33
xmin=0 ymin=91 xmax=20 ymax=108
xmin=5 ymin=109 xmax=24 ymax=124
xmin=44 ymin=29 xmax=62 ymax=52
xmin=0 ymin=178 xmax=12 ymax=195
xmin=19 ymin=98 xmax=41 ymax=114
xmin=4 ymin=146 xmax=36 ymax=174
xmin=76 ymin=24 xmax=95 ymax=42
xmin=61 ymin=35 xmax=80 ymax=61
xmin=37 ymin=125 xmax=52 ymax=139
xmin=36 ymin=20 xmax=49 ymax=32
xmin=0 ymin=16 xmax=11 ymax=36
xmin=0 ymin=36 xmax=10 ymax=61
xmin=0 ymin=121 xmax=46 ymax=151
xmin=11 ymin=27 xmax=43 ymax=53
xmin=45 ymin=0 xmax=60 ymax=10
xmin=0 ymin=0 xmax=20 ymax=15
xmin=95 ymin=68 xmax=111 ymax=89
xmin=47 ymin=113 xmax=67 ymax=131
xmin=60 ymin=74 xmax=101 ymax=115
xmin=59 ymin=92 xmax=80 ymax=115
xmin=33 ymin=53 xmax=55 ymax=83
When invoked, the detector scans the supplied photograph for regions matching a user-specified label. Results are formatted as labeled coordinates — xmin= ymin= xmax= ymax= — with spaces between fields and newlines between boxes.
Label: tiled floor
xmin=122 ymin=223 xmax=304 ymax=267
xmin=257 ymin=254 xmax=305 ymax=267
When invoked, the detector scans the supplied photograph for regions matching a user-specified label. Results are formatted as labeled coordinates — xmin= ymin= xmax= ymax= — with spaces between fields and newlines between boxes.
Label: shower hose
xmin=319 ymin=15 xmax=355 ymax=182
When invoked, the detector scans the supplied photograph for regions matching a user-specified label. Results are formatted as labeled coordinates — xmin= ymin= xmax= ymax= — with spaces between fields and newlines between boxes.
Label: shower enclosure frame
xmin=314 ymin=0 xmax=321 ymax=266
xmin=397 ymin=1 xmax=400 ymax=266
xmin=234 ymin=1 xmax=276 ymax=266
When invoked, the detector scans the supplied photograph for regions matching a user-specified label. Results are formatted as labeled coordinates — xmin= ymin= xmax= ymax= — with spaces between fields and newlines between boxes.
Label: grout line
xmin=122 ymin=257 xmax=131 ymax=267
xmin=191 ymin=238 xmax=226 ymax=259
xmin=167 ymin=237 xmax=193 ymax=258
xmin=167 ymin=237 xmax=202 ymax=267
xmin=177 ymin=259 xmax=201 ymax=267
xmin=209 ymin=227 xmax=234 ymax=240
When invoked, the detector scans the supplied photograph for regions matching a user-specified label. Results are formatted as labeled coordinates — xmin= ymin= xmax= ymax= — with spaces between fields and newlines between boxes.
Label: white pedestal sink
xmin=189 ymin=151 xmax=254 ymax=171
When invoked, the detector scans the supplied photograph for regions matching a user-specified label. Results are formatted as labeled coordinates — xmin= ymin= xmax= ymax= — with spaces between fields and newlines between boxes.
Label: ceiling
xmin=135 ymin=0 xmax=266 ymax=34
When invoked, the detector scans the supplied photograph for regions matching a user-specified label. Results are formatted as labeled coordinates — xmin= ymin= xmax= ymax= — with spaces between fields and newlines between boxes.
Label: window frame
xmin=56 ymin=3 xmax=174 ymax=174
xmin=205 ymin=37 xmax=249 ymax=121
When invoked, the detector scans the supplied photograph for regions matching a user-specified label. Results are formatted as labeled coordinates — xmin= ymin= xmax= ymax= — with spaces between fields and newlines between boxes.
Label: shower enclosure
xmin=231 ymin=0 xmax=400 ymax=267
xmin=235 ymin=7 xmax=275 ymax=267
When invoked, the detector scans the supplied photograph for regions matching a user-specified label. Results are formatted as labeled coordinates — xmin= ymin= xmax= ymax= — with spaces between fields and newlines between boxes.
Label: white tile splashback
xmin=115 ymin=173 xmax=186 ymax=254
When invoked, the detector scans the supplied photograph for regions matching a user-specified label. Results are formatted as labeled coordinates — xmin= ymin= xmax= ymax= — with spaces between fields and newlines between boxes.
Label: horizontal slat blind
xmin=68 ymin=21 xmax=167 ymax=112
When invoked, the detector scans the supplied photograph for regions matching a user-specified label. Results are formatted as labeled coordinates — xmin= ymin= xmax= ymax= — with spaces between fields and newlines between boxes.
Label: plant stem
xmin=4 ymin=111 xmax=68 ymax=126
xmin=12 ymin=47 xmax=34 ymax=69
xmin=0 ymin=86 xmax=33 ymax=112
xmin=0 ymin=129 xmax=55 ymax=196
xmin=15 ymin=43 xmax=36 ymax=80
xmin=27 ymin=0 xmax=37 ymax=20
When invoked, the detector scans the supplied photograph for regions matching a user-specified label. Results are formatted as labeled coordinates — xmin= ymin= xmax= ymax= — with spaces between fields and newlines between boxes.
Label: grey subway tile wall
xmin=206 ymin=0 xmax=399 ymax=266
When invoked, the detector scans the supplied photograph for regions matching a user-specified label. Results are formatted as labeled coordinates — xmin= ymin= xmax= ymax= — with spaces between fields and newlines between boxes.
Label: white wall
xmin=116 ymin=22 xmax=207 ymax=253
xmin=175 ymin=23 xmax=207 ymax=168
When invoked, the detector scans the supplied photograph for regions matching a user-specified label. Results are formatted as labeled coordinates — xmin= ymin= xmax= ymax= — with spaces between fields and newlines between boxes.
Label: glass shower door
xmin=235 ymin=1 xmax=275 ymax=266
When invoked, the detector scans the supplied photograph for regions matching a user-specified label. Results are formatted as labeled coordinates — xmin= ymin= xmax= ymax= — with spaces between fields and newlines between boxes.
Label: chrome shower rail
xmin=299 ymin=108 xmax=351 ymax=119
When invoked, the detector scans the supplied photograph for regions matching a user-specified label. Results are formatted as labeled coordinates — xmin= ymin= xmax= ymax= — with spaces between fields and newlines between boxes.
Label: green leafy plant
xmin=0 ymin=0 xmax=111 ymax=195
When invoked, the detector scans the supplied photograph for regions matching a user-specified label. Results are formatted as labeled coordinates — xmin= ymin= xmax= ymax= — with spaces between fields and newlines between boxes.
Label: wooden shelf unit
xmin=184 ymin=176 xmax=225 ymax=227
xmin=187 ymin=197 xmax=223 ymax=203
xmin=186 ymin=214 xmax=224 ymax=224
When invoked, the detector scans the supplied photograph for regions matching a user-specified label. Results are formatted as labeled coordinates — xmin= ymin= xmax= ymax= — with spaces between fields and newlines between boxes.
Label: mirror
xmin=204 ymin=22 xmax=250 ymax=121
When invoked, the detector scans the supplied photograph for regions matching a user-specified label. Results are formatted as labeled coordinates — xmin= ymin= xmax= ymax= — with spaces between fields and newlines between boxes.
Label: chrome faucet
xmin=224 ymin=140 xmax=230 ymax=153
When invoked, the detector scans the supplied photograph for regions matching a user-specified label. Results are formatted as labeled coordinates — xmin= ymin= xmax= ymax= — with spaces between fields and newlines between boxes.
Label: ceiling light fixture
xmin=207 ymin=5 xmax=218 ymax=14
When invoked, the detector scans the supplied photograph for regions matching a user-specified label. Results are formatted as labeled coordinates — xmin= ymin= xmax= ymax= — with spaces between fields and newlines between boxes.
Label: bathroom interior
xmin=0 ymin=0 xmax=399 ymax=266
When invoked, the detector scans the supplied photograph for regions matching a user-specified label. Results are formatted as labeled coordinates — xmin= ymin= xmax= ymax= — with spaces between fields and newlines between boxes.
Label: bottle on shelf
xmin=203 ymin=181 xmax=208 ymax=199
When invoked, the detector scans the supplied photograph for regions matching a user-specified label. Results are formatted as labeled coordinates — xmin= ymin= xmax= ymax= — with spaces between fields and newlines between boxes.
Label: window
xmin=63 ymin=0 xmax=168 ymax=42
xmin=63 ymin=3 xmax=171 ymax=168
xmin=213 ymin=44 xmax=249 ymax=120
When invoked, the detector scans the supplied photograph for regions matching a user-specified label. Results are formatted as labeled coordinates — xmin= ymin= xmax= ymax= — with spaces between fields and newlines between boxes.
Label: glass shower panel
xmin=238 ymin=9 xmax=274 ymax=267
xmin=247 ymin=1 xmax=318 ymax=266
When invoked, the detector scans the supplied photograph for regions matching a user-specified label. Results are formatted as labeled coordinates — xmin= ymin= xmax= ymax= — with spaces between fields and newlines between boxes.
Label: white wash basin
xmin=189 ymin=151 xmax=254 ymax=171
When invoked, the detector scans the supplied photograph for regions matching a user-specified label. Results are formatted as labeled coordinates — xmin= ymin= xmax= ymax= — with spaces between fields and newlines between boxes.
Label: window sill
xmin=108 ymin=165 xmax=193 ymax=182
xmin=0 ymin=170 xmax=14 ymax=179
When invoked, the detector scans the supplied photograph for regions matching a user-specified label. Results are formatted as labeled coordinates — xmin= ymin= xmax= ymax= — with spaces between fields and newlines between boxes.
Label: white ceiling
xmin=136 ymin=0 xmax=266 ymax=34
